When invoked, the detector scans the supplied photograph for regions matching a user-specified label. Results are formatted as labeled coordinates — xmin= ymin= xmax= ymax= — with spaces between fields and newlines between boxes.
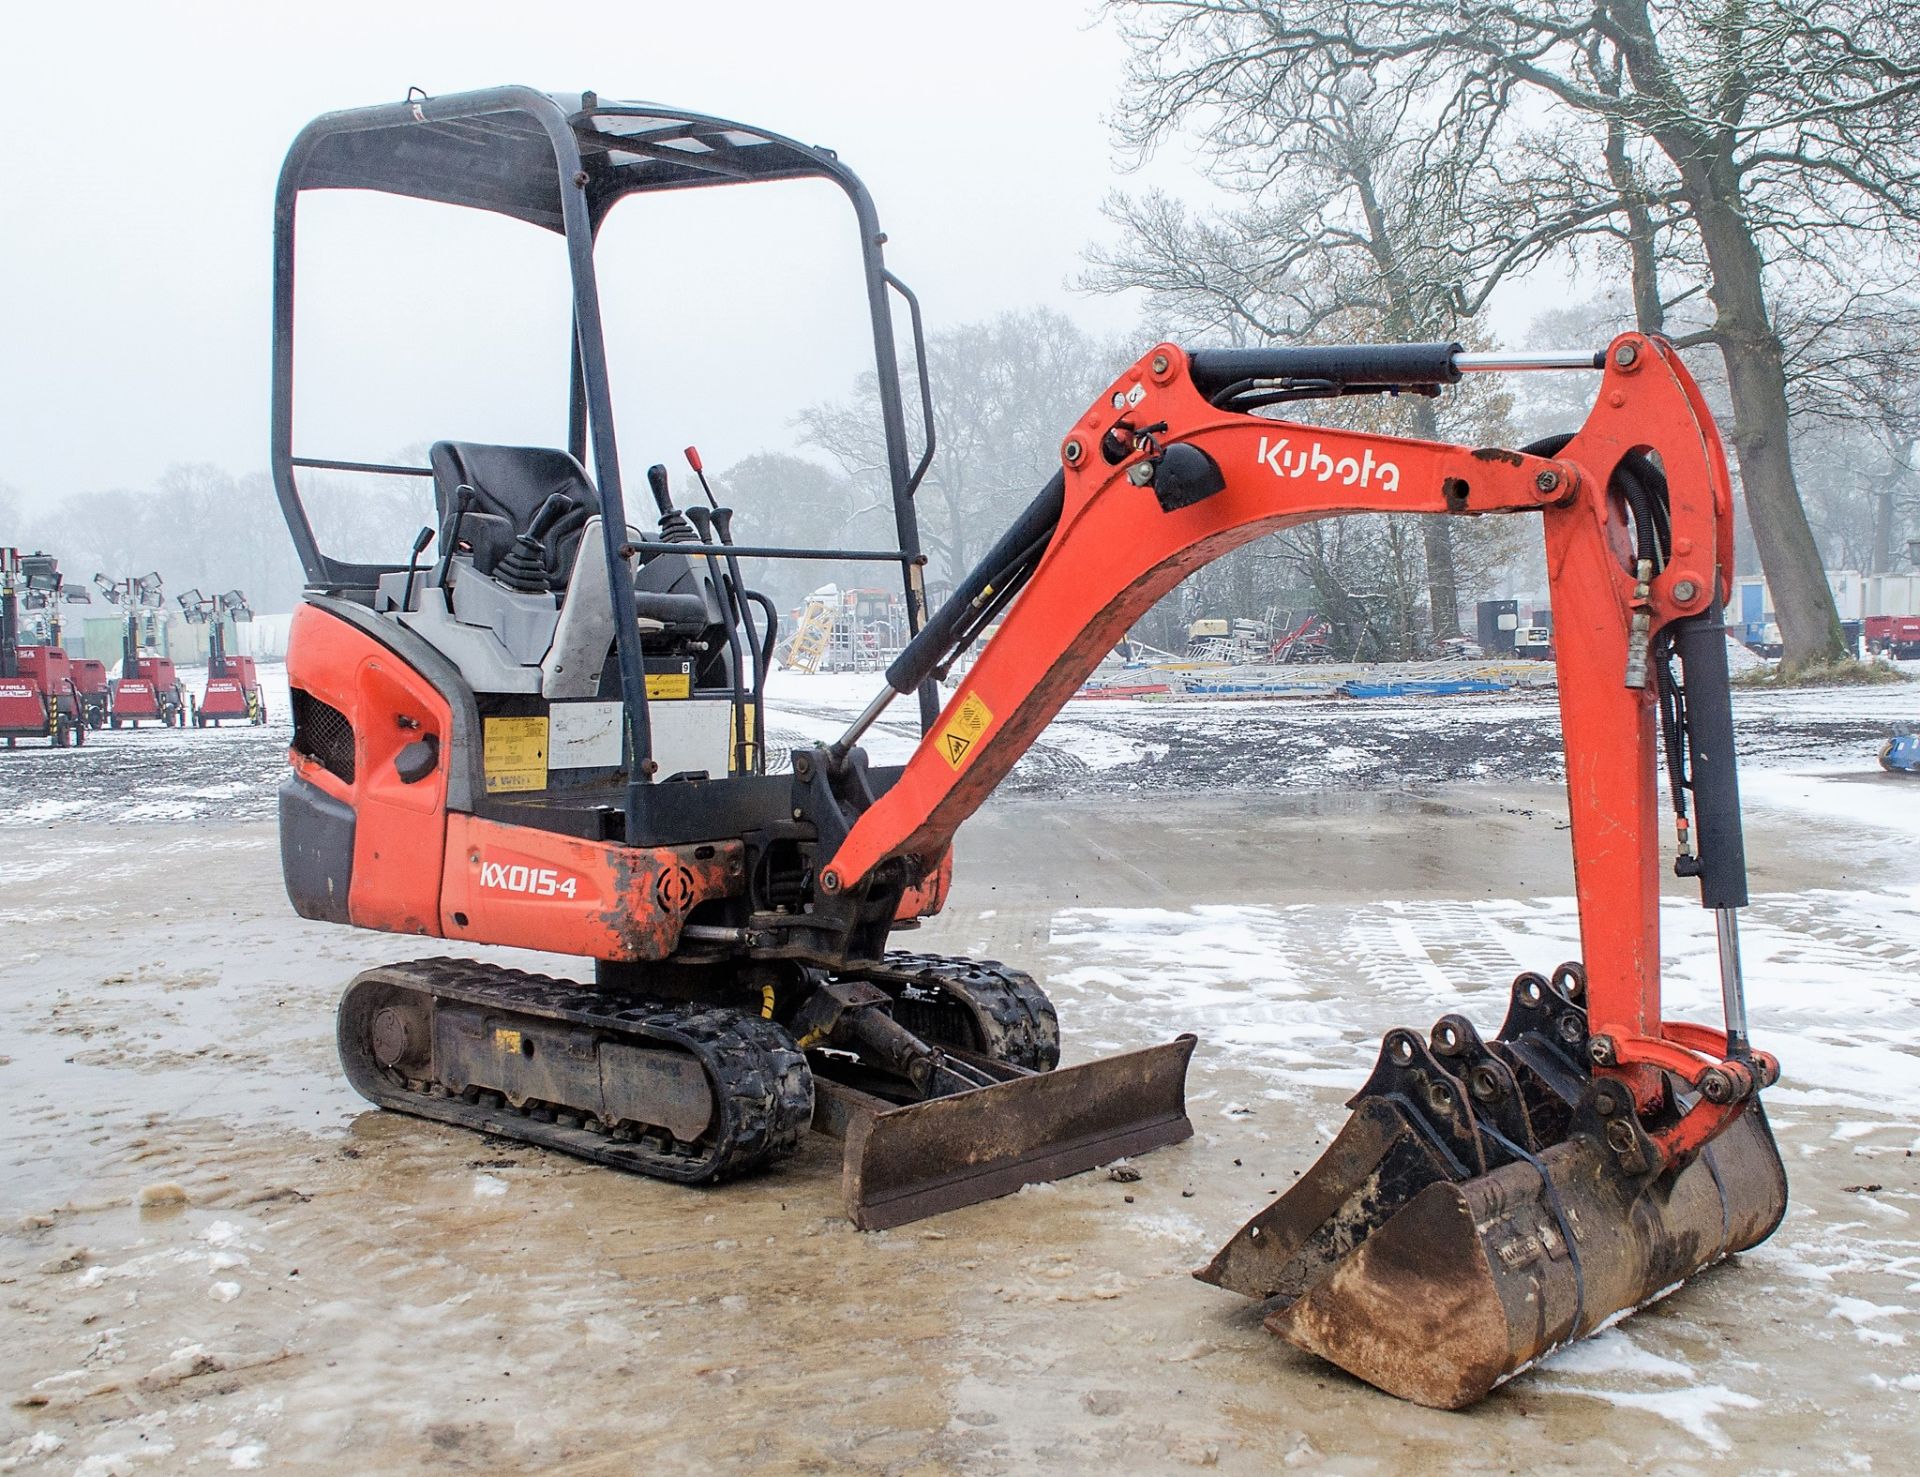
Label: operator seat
xmin=429 ymin=442 xmax=598 ymax=589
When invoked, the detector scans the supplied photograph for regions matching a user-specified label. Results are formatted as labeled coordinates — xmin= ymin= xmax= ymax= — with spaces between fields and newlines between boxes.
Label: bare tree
xmin=1087 ymin=92 xmax=1486 ymax=637
xmin=799 ymin=308 xmax=1120 ymax=583
xmin=1108 ymin=0 xmax=1920 ymax=670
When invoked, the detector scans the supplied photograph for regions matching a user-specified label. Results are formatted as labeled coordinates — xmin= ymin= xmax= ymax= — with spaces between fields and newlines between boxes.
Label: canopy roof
xmin=284 ymin=87 xmax=852 ymax=231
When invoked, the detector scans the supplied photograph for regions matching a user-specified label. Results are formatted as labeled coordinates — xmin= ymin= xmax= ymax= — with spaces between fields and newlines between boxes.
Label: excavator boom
xmin=793 ymin=332 xmax=1785 ymax=1404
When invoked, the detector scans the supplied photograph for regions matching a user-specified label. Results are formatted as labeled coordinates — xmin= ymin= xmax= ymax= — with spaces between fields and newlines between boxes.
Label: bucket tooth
xmin=1200 ymin=966 xmax=1790 ymax=1407
xmin=814 ymin=1035 xmax=1196 ymax=1230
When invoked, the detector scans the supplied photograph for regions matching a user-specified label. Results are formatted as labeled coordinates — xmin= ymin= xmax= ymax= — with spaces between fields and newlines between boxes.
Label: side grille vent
xmin=291 ymin=688 xmax=356 ymax=784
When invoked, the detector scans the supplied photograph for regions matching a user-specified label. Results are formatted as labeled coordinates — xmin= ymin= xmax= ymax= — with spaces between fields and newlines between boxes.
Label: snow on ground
xmin=760 ymin=664 xmax=1916 ymax=796
xmin=0 ymin=661 xmax=292 ymax=828
xmin=0 ymin=656 xmax=1915 ymax=1467
xmin=1040 ymin=769 xmax=1920 ymax=1454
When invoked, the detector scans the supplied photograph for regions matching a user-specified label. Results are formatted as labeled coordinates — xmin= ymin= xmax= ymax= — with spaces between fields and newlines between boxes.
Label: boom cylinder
xmin=881 ymin=472 xmax=1066 ymax=698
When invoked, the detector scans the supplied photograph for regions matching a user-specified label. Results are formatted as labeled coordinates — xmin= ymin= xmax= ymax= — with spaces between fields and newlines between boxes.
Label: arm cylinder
xmin=1673 ymin=613 xmax=1749 ymax=911
xmin=1187 ymin=342 xmax=1463 ymax=397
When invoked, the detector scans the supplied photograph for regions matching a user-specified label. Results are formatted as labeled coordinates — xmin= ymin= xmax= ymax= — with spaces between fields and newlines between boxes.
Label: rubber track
xmin=849 ymin=952 xmax=1062 ymax=1072
xmin=338 ymin=957 xmax=813 ymax=1184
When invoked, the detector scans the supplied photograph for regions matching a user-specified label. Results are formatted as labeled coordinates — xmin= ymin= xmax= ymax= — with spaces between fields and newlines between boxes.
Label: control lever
xmin=684 ymin=444 xmax=719 ymax=509
xmin=647 ymin=463 xmax=697 ymax=544
xmin=528 ymin=491 xmax=573 ymax=540
xmin=399 ymin=525 xmax=435 ymax=612
xmin=431 ymin=485 xmax=476 ymax=593
xmin=494 ymin=492 xmax=573 ymax=595
xmin=684 ymin=504 xmax=752 ymax=775
xmin=685 ymin=446 xmax=766 ymax=772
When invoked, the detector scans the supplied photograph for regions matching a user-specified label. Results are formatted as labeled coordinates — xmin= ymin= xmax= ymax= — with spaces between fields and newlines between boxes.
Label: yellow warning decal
xmin=645 ymin=671 xmax=691 ymax=699
xmin=938 ymin=690 xmax=995 ymax=769
xmin=493 ymin=1028 xmax=523 ymax=1053
xmin=730 ymin=704 xmax=757 ymax=773
xmin=483 ymin=716 xmax=549 ymax=794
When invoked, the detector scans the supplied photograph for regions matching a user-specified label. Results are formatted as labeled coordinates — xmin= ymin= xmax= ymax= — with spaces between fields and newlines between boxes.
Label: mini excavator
xmin=273 ymin=89 xmax=1786 ymax=1408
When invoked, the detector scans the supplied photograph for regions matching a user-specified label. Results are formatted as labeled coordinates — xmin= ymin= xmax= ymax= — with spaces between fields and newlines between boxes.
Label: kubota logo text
xmin=1256 ymin=436 xmax=1400 ymax=494
xmin=480 ymin=860 xmax=578 ymax=899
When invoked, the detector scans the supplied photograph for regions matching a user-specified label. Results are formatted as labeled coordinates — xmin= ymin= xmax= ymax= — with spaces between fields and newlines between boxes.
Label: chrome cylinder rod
xmin=1714 ymin=908 xmax=1751 ymax=1057
xmin=1453 ymin=350 xmax=1604 ymax=373
xmin=832 ymin=683 xmax=900 ymax=761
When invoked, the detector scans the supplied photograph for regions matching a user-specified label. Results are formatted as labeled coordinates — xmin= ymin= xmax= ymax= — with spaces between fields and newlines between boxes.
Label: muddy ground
xmin=2 ymin=750 xmax=1918 ymax=1473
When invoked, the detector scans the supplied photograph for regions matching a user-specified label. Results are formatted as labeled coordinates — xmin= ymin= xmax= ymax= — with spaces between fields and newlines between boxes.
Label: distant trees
xmin=790 ymin=293 xmax=1538 ymax=659
xmin=1106 ymin=0 xmax=1920 ymax=671
xmin=24 ymin=468 xmax=307 ymax=614
xmin=709 ymin=451 xmax=880 ymax=609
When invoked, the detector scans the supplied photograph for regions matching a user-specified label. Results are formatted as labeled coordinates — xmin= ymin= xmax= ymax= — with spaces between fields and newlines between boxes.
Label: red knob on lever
xmin=684 ymin=446 xmax=704 ymax=474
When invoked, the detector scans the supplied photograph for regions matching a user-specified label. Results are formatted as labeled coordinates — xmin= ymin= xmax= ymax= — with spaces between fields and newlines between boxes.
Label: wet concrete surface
xmin=1 ymin=787 xmax=1917 ymax=1473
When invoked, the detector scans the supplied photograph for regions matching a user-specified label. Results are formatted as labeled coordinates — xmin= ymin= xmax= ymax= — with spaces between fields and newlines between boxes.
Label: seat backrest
xmin=429 ymin=442 xmax=599 ymax=586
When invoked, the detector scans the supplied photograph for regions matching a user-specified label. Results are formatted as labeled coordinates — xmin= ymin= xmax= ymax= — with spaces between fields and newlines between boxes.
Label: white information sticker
xmin=548 ymin=701 xmax=624 ymax=770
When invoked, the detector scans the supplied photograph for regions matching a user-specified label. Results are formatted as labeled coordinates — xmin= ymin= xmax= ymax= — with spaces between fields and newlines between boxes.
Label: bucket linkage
xmin=1197 ymin=962 xmax=1787 ymax=1409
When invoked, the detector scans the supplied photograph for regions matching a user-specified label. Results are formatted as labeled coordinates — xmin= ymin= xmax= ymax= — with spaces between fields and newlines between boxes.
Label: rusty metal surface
xmin=1200 ymin=964 xmax=1788 ymax=1408
xmin=818 ymin=1035 xmax=1197 ymax=1231
xmin=1265 ymin=1106 xmax=1786 ymax=1408
xmin=1206 ymin=1103 xmax=1790 ymax=1408
xmin=598 ymin=1042 xmax=715 ymax=1143
xmin=1194 ymin=1097 xmax=1460 ymax=1302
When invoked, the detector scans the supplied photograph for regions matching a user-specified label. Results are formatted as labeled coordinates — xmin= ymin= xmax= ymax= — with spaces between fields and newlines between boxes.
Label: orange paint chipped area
xmin=893 ymin=849 xmax=953 ymax=921
xmin=441 ymin=814 xmax=742 ymax=962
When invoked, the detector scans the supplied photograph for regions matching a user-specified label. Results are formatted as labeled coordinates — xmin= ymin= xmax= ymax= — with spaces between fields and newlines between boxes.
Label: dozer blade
xmin=1198 ymin=970 xmax=1788 ymax=1408
xmin=814 ymin=1035 xmax=1196 ymax=1230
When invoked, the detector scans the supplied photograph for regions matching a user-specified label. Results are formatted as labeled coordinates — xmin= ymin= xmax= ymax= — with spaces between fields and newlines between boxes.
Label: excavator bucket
xmin=814 ymin=1036 xmax=1197 ymax=1230
xmin=1197 ymin=968 xmax=1787 ymax=1408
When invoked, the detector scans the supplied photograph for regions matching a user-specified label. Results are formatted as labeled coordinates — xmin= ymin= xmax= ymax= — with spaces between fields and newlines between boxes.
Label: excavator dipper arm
xmin=806 ymin=334 xmax=1787 ymax=1405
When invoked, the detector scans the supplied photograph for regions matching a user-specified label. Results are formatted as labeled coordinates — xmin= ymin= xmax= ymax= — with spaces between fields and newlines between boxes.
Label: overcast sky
xmin=0 ymin=1 xmax=1213 ymax=508
xmin=1 ymin=1 xmax=1573 ymax=521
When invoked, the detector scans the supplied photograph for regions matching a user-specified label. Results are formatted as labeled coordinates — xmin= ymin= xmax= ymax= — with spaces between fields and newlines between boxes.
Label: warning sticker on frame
xmin=483 ymin=716 xmax=550 ymax=793
xmin=938 ymin=691 xmax=994 ymax=769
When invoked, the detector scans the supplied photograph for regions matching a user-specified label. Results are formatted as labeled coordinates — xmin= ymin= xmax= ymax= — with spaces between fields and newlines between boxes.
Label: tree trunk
xmin=1602 ymin=118 xmax=1665 ymax=334
xmin=1348 ymin=156 xmax=1461 ymax=646
xmin=1685 ymin=173 xmax=1846 ymax=668
xmin=1408 ymin=399 xmax=1461 ymax=640
xmin=1871 ymin=485 xmax=1894 ymax=576
xmin=1606 ymin=0 xmax=1847 ymax=668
